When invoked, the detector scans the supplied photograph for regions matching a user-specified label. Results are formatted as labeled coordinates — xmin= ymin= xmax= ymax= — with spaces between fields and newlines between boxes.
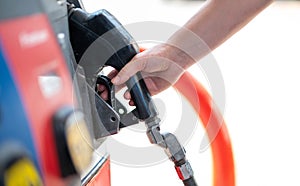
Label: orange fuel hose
xmin=174 ymin=72 xmax=235 ymax=186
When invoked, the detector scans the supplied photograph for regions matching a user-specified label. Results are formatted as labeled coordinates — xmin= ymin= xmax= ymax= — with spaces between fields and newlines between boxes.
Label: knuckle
xmin=135 ymin=58 xmax=147 ymax=71
xmin=160 ymin=60 xmax=170 ymax=71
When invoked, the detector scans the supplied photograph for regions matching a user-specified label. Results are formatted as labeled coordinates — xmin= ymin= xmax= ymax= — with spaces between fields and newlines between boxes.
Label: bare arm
xmin=169 ymin=0 xmax=274 ymax=68
xmin=111 ymin=0 xmax=273 ymax=95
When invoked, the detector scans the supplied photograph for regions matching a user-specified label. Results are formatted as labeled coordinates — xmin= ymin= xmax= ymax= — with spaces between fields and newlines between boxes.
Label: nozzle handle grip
xmin=126 ymin=73 xmax=152 ymax=120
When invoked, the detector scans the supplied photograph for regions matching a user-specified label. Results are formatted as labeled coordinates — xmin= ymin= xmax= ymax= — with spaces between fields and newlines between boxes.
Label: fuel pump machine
xmin=0 ymin=0 xmax=235 ymax=185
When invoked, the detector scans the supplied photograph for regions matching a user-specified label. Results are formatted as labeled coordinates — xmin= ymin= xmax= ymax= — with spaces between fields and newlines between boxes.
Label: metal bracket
xmin=93 ymin=75 xmax=139 ymax=138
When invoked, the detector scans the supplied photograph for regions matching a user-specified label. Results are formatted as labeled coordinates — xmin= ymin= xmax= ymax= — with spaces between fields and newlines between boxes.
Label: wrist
xmin=161 ymin=43 xmax=195 ymax=70
xmin=165 ymin=26 xmax=212 ymax=69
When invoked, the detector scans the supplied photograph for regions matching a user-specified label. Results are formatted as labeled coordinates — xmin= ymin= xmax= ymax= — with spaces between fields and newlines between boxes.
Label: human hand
xmin=110 ymin=44 xmax=192 ymax=105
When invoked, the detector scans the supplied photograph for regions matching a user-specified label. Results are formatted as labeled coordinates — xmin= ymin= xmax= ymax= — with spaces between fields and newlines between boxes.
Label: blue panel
xmin=0 ymin=44 xmax=41 ymax=174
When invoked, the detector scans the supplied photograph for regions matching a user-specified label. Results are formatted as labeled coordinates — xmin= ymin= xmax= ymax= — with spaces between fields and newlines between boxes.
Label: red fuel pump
xmin=0 ymin=0 xmax=235 ymax=185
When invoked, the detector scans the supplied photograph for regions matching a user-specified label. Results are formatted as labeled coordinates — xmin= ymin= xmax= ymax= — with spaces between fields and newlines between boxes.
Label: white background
xmin=82 ymin=1 xmax=300 ymax=185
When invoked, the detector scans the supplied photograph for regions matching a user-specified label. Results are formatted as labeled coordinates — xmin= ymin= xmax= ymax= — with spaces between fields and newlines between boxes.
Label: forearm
xmin=111 ymin=0 xmax=273 ymax=87
xmin=167 ymin=0 xmax=273 ymax=69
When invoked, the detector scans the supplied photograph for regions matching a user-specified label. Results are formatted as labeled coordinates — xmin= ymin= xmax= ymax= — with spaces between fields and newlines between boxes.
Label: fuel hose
xmin=174 ymin=72 xmax=235 ymax=186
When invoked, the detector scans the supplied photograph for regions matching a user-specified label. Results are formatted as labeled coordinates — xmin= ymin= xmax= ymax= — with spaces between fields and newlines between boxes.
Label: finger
xmin=100 ymin=90 xmax=108 ymax=101
xmin=143 ymin=75 xmax=172 ymax=96
xmin=107 ymin=69 xmax=119 ymax=79
xmin=143 ymin=77 xmax=158 ymax=95
xmin=123 ymin=90 xmax=131 ymax=100
xmin=111 ymin=57 xmax=146 ymax=85
xmin=97 ymin=84 xmax=109 ymax=100
xmin=114 ymin=84 xmax=126 ymax=92
xmin=97 ymin=84 xmax=106 ymax=92
xmin=129 ymin=100 xmax=135 ymax=106
xmin=108 ymin=69 xmax=126 ymax=92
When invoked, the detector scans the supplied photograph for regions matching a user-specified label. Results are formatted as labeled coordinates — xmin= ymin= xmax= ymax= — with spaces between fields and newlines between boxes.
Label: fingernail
xmin=112 ymin=76 xmax=120 ymax=84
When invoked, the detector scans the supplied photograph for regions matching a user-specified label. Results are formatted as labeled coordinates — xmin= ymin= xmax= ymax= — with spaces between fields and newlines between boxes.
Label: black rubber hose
xmin=183 ymin=176 xmax=198 ymax=186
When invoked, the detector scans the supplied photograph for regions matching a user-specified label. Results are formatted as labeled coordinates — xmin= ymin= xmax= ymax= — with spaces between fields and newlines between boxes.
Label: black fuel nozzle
xmin=125 ymin=72 xmax=158 ymax=120
xmin=68 ymin=4 xmax=155 ymax=120
xmin=67 ymin=5 xmax=197 ymax=185
xmin=68 ymin=5 xmax=139 ymax=72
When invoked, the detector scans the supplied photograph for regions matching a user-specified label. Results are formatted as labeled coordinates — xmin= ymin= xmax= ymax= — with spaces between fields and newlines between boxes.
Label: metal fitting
xmin=146 ymin=126 xmax=166 ymax=148
xmin=162 ymin=133 xmax=186 ymax=162
xmin=175 ymin=161 xmax=194 ymax=180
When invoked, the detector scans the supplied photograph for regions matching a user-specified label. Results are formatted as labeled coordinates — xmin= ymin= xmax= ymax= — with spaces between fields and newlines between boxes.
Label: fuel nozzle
xmin=67 ymin=4 xmax=197 ymax=185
